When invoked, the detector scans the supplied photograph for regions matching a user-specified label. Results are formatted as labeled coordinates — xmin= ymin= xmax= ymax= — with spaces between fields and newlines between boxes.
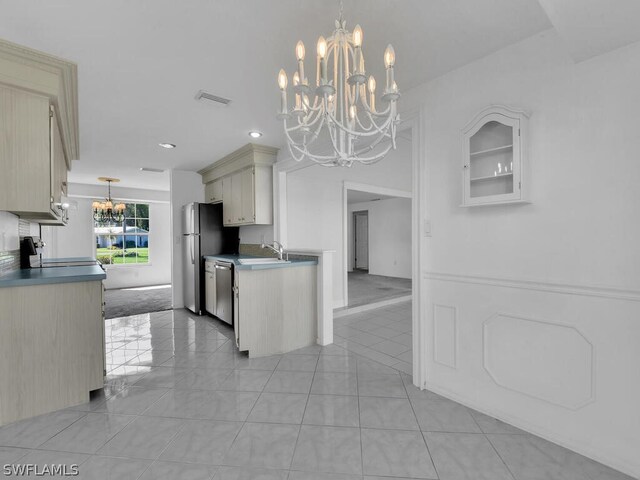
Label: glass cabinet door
xmin=462 ymin=106 xmax=528 ymax=206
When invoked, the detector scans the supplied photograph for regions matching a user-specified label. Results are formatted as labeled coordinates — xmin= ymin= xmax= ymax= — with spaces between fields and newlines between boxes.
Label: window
xmin=95 ymin=203 xmax=150 ymax=265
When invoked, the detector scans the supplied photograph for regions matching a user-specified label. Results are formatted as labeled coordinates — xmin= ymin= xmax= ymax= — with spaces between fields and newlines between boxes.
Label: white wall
xmin=0 ymin=212 xmax=20 ymax=253
xmin=41 ymin=184 xmax=172 ymax=290
xmin=42 ymin=199 xmax=94 ymax=260
xmin=239 ymin=224 xmax=274 ymax=245
xmin=170 ymin=170 xmax=204 ymax=308
xmin=286 ymin=138 xmax=412 ymax=308
xmin=405 ymin=30 xmax=640 ymax=476
xmin=347 ymin=197 xmax=412 ymax=278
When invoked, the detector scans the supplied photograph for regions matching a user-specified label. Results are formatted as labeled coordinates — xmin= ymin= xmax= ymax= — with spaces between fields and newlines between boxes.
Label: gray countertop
xmin=0 ymin=262 xmax=106 ymax=288
xmin=203 ymin=254 xmax=318 ymax=270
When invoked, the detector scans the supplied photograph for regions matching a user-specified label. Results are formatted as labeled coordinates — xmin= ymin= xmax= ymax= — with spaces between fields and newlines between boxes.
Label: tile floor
xmin=334 ymin=300 xmax=413 ymax=374
xmin=0 ymin=308 xmax=632 ymax=480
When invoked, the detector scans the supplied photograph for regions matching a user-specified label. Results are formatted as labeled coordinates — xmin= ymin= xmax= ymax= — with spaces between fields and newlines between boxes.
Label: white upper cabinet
xmin=200 ymin=144 xmax=277 ymax=226
xmin=461 ymin=105 xmax=529 ymax=207
xmin=205 ymin=178 xmax=223 ymax=204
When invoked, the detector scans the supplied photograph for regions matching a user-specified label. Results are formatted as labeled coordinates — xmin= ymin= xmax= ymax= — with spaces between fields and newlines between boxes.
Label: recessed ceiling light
xmin=248 ymin=131 xmax=263 ymax=138
xmin=159 ymin=143 xmax=176 ymax=149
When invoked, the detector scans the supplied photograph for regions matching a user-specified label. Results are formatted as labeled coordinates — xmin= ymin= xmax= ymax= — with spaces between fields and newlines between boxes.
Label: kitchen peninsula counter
xmin=0 ymin=263 xmax=105 ymax=288
xmin=203 ymin=254 xmax=317 ymax=270
xmin=0 ymin=260 xmax=105 ymax=426
xmin=204 ymin=255 xmax=318 ymax=357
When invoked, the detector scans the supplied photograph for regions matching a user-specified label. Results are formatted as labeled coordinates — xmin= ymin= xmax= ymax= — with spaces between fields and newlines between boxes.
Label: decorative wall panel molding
xmin=483 ymin=313 xmax=594 ymax=410
xmin=424 ymin=271 xmax=640 ymax=303
xmin=433 ymin=304 xmax=457 ymax=368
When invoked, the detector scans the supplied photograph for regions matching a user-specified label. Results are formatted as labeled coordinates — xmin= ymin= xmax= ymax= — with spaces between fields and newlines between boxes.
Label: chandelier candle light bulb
xmin=278 ymin=7 xmax=400 ymax=167
xmin=384 ymin=44 xmax=395 ymax=92
xmin=317 ymin=36 xmax=328 ymax=85
xmin=278 ymin=69 xmax=288 ymax=117
xmin=368 ymin=75 xmax=376 ymax=111
xmin=296 ymin=41 xmax=307 ymax=86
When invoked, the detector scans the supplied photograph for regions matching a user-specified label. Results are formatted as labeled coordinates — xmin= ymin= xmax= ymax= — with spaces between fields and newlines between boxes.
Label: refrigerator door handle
xmin=190 ymin=236 xmax=195 ymax=265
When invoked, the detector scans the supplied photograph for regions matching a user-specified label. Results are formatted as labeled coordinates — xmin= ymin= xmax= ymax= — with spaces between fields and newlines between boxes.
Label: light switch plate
xmin=424 ymin=219 xmax=431 ymax=237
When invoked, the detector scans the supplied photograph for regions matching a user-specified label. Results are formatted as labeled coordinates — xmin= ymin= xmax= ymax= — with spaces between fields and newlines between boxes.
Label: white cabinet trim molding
xmin=0 ymin=38 xmax=79 ymax=163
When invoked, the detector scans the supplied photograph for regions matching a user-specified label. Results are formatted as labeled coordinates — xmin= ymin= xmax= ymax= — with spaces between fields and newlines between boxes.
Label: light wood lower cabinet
xmin=234 ymin=266 xmax=317 ymax=357
xmin=205 ymin=262 xmax=215 ymax=316
xmin=0 ymin=281 xmax=104 ymax=426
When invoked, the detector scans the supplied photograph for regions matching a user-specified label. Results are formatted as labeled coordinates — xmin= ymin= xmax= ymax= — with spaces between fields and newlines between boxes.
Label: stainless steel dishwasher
xmin=213 ymin=260 xmax=234 ymax=326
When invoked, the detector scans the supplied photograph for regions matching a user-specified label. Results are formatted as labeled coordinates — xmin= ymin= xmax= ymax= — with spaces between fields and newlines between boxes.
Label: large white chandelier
xmin=277 ymin=4 xmax=400 ymax=167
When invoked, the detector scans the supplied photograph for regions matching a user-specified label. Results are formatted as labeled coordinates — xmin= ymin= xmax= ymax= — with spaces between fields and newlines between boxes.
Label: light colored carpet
xmin=348 ymin=270 xmax=411 ymax=307
xmin=104 ymin=285 xmax=172 ymax=319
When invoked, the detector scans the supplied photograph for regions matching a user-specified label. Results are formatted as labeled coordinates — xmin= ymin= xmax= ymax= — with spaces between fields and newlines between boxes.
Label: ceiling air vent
xmin=195 ymin=90 xmax=231 ymax=106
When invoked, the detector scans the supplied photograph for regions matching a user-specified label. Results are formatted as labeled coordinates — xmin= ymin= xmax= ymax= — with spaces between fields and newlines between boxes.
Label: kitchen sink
xmin=238 ymin=258 xmax=291 ymax=265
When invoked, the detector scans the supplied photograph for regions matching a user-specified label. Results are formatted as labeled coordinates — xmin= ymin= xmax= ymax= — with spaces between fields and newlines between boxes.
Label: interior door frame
xmin=342 ymin=181 xmax=412 ymax=309
xmin=352 ymin=210 xmax=369 ymax=271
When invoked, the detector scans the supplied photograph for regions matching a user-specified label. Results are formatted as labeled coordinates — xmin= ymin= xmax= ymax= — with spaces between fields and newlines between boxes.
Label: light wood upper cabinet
xmin=222 ymin=171 xmax=241 ymax=225
xmin=0 ymin=39 xmax=78 ymax=225
xmin=205 ymin=178 xmax=223 ymax=204
xmin=461 ymin=105 xmax=530 ymax=207
xmin=240 ymin=167 xmax=255 ymax=223
xmin=0 ymin=86 xmax=67 ymax=224
xmin=200 ymin=144 xmax=277 ymax=226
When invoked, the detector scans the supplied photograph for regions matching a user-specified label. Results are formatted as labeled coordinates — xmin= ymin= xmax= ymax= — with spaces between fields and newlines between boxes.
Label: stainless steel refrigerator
xmin=182 ymin=202 xmax=239 ymax=314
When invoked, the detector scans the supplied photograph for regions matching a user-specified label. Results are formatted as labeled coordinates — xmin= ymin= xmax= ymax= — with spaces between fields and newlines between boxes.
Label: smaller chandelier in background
xmin=92 ymin=177 xmax=126 ymax=225
xmin=277 ymin=7 xmax=400 ymax=167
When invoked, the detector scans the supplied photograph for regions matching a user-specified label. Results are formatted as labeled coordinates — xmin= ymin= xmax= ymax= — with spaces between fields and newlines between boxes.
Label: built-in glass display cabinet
xmin=461 ymin=105 xmax=529 ymax=206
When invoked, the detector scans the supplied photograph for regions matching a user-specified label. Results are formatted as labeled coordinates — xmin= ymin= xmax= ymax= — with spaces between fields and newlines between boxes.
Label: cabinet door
xmin=0 ymin=86 xmax=51 ymax=215
xmin=205 ymin=270 xmax=215 ymax=315
xmin=50 ymin=107 xmax=67 ymax=220
xmin=222 ymin=175 xmax=235 ymax=225
xmin=212 ymin=179 xmax=223 ymax=203
xmin=231 ymin=172 xmax=243 ymax=224
xmin=462 ymin=106 xmax=528 ymax=206
xmin=240 ymin=168 xmax=255 ymax=224
xmin=205 ymin=179 xmax=224 ymax=204
xmin=205 ymin=182 xmax=215 ymax=204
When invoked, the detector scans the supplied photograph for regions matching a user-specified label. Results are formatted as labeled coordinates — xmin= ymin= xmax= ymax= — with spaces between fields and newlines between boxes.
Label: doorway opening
xmin=344 ymin=185 xmax=413 ymax=309
xmin=353 ymin=210 xmax=369 ymax=272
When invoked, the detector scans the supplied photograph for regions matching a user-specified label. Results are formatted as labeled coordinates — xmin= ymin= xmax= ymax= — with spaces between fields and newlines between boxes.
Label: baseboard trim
xmin=424 ymin=271 xmax=640 ymax=303
xmin=333 ymin=295 xmax=412 ymax=318
xmin=422 ymin=381 xmax=639 ymax=478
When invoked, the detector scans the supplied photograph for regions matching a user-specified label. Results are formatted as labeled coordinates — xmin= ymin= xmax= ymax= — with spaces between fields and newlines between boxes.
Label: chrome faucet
xmin=261 ymin=240 xmax=286 ymax=260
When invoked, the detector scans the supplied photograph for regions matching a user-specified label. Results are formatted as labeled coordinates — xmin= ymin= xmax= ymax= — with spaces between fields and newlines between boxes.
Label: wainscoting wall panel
xmin=433 ymin=304 xmax=457 ymax=368
xmin=423 ymin=273 xmax=640 ymax=477
xmin=483 ymin=314 xmax=594 ymax=409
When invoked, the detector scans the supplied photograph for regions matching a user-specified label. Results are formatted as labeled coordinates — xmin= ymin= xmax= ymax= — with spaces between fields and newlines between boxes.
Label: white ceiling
xmin=536 ymin=0 xmax=640 ymax=62
xmin=0 ymin=1 xmax=637 ymax=191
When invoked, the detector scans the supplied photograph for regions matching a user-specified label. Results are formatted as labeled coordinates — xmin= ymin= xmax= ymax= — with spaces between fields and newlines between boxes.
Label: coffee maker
xmin=20 ymin=236 xmax=44 ymax=268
